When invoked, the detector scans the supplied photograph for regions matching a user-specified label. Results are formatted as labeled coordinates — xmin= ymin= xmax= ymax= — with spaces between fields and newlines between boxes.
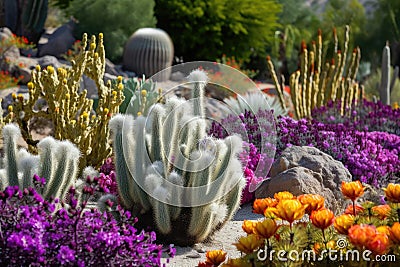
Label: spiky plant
xmin=108 ymin=69 xmax=246 ymax=245
xmin=0 ymin=123 xmax=81 ymax=201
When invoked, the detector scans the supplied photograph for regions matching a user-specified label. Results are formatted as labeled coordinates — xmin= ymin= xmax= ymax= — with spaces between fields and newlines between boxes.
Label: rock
xmin=79 ymin=73 xmax=118 ymax=99
xmin=14 ymin=56 xmax=38 ymax=83
xmin=38 ymin=19 xmax=77 ymax=58
xmin=255 ymin=146 xmax=352 ymax=213
xmin=37 ymin=55 xmax=64 ymax=69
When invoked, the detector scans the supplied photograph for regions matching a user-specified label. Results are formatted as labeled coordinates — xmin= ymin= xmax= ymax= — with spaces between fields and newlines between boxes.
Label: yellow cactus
xmin=7 ymin=33 xmax=124 ymax=171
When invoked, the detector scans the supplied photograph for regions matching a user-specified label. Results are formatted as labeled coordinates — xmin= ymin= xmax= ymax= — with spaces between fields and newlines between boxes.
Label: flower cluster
xmin=198 ymin=181 xmax=400 ymax=266
xmin=312 ymin=99 xmax=400 ymax=135
xmin=0 ymin=70 xmax=23 ymax=89
xmin=0 ymin=175 xmax=175 ymax=266
xmin=277 ymin=116 xmax=400 ymax=186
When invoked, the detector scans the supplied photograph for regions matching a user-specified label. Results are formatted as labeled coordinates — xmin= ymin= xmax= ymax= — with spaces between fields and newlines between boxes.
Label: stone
xmin=37 ymin=55 xmax=63 ymax=69
xmin=38 ymin=19 xmax=77 ymax=57
xmin=255 ymin=145 xmax=352 ymax=213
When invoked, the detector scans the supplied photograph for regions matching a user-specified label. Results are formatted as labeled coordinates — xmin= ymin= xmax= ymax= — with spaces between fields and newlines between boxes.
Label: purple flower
xmin=57 ymin=246 xmax=75 ymax=264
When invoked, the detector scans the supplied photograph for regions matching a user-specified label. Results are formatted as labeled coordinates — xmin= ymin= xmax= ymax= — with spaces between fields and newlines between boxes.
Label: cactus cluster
xmin=268 ymin=26 xmax=363 ymax=119
xmin=6 ymin=33 xmax=124 ymax=171
xmin=109 ymin=69 xmax=246 ymax=245
xmin=0 ymin=123 xmax=80 ymax=201
xmin=117 ymin=75 xmax=163 ymax=115
xmin=379 ymin=42 xmax=399 ymax=105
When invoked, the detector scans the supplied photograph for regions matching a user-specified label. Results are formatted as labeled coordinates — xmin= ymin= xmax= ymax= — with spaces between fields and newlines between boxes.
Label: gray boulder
xmin=38 ymin=19 xmax=77 ymax=58
xmin=255 ymin=146 xmax=352 ymax=213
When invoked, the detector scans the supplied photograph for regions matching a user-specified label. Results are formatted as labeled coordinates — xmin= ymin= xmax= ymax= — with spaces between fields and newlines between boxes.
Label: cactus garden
xmin=0 ymin=0 xmax=400 ymax=266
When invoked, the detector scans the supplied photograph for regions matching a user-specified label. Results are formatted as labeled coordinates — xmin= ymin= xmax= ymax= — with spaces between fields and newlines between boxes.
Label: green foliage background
xmin=154 ymin=0 xmax=281 ymax=62
xmin=65 ymin=0 xmax=156 ymax=62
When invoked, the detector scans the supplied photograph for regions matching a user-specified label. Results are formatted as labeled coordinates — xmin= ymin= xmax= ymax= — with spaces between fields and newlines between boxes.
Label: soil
xmin=161 ymin=203 xmax=264 ymax=267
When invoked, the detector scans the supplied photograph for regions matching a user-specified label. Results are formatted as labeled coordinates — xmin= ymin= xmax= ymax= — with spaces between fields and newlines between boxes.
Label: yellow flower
xmin=242 ymin=220 xmax=257 ymax=234
xmin=254 ymin=218 xmax=279 ymax=239
xmin=310 ymin=208 xmax=335 ymax=230
xmin=376 ymin=225 xmax=391 ymax=236
xmin=393 ymin=102 xmax=399 ymax=109
xmin=274 ymin=191 xmax=295 ymax=201
xmin=252 ymin=198 xmax=277 ymax=215
xmin=7 ymin=105 xmax=13 ymax=112
xmin=141 ymin=89 xmax=147 ymax=97
xmin=372 ymin=204 xmax=391 ymax=220
xmin=205 ymin=249 xmax=227 ymax=266
xmin=233 ymin=234 xmax=263 ymax=254
xmin=341 ymin=181 xmax=364 ymax=201
xmin=47 ymin=65 xmax=54 ymax=74
xmin=27 ymin=82 xmax=34 ymax=90
xmin=11 ymin=93 xmax=17 ymax=99
xmin=35 ymin=65 xmax=41 ymax=72
xmin=298 ymin=194 xmax=325 ymax=215
xmin=383 ymin=183 xmax=400 ymax=203
xmin=273 ymin=199 xmax=306 ymax=224
xmin=389 ymin=222 xmax=400 ymax=244
xmin=334 ymin=214 xmax=355 ymax=235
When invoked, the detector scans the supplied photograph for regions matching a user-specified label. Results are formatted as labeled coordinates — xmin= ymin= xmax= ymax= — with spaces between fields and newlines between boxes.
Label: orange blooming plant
xmin=199 ymin=184 xmax=400 ymax=266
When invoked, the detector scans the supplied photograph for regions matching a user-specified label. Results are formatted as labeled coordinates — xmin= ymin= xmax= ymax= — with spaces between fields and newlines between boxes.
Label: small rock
xmin=193 ymin=244 xmax=205 ymax=253
xmin=185 ymin=251 xmax=201 ymax=258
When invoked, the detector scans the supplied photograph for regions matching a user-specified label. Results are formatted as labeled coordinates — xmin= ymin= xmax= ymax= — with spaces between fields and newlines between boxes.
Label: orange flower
xmin=384 ymin=183 xmax=400 ymax=203
xmin=372 ymin=205 xmax=391 ymax=220
xmin=344 ymin=204 xmax=364 ymax=215
xmin=273 ymin=199 xmax=306 ymax=224
xmin=198 ymin=262 xmax=213 ymax=267
xmin=253 ymin=198 xmax=277 ymax=214
xmin=205 ymin=249 xmax=227 ymax=266
xmin=253 ymin=218 xmax=279 ymax=239
xmin=242 ymin=220 xmax=257 ymax=234
xmin=222 ymin=258 xmax=250 ymax=267
xmin=389 ymin=222 xmax=400 ymax=244
xmin=376 ymin=225 xmax=391 ymax=236
xmin=264 ymin=207 xmax=278 ymax=219
xmin=274 ymin=191 xmax=295 ymax=201
xmin=334 ymin=214 xmax=355 ymax=235
xmin=341 ymin=181 xmax=364 ymax=201
xmin=233 ymin=234 xmax=264 ymax=254
xmin=298 ymin=194 xmax=325 ymax=215
xmin=367 ymin=232 xmax=390 ymax=255
xmin=310 ymin=208 xmax=335 ymax=230
xmin=348 ymin=224 xmax=377 ymax=248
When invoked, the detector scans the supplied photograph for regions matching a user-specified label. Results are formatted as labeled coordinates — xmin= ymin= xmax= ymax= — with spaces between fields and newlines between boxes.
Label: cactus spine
xmin=109 ymin=69 xmax=245 ymax=245
xmin=0 ymin=123 xmax=81 ymax=201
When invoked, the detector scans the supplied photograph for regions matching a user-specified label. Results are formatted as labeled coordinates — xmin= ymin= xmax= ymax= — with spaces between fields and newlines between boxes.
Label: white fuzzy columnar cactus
xmin=0 ymin=123 xmax=81 ymax=200
xmin=109 ymin=70 xmax=246 ymax=245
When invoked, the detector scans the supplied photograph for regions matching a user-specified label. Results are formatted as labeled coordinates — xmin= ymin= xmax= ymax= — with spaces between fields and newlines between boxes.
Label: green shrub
xmin=154 ymin=0 xmax=281 ymax=61
xmin=66 ymin=0 xmax=156 ymax=62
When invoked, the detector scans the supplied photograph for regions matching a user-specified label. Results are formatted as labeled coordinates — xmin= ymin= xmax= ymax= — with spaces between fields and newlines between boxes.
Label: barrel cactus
xmin=122 ymin=28 xmax=174 ymax=81
xmin=108 ymin=69 xmax=246 ymax=245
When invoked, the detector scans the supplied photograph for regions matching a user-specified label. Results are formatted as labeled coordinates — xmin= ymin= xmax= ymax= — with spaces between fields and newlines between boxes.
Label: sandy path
xmin=161 ymin=203 xmax=263 ymax=267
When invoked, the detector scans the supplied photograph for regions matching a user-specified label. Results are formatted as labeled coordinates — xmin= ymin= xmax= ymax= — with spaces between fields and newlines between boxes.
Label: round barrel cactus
xmin=122 ymin=28 xmax=174 ymax=81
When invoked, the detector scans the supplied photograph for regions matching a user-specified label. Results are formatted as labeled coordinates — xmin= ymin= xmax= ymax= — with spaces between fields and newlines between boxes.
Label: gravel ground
xmin=161 ymin=203 xmax=264 ymax=267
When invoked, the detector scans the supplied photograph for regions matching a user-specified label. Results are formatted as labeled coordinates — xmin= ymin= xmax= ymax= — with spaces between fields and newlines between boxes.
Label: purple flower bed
xmin=0 ymin=175 xmax=175 ymax=266
xmin=277 ymin=116 xmax=400 ymax=187
xmin=312 ymin=99 xmax=400 ymax=135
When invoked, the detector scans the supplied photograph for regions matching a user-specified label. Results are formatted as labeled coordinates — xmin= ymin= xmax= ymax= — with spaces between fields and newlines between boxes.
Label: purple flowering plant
xmin=0 ymin=174 xmax=175 ymax=266
xmin=276 ymin=116 xmax=400 ymax=187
